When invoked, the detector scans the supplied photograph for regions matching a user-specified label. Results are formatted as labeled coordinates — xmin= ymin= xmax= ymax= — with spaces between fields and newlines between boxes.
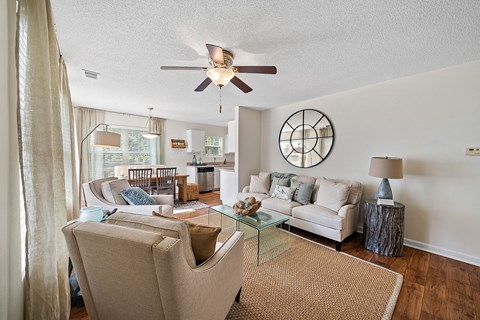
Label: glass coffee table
xmin=209 ymin=204 xmax=290 ymax=265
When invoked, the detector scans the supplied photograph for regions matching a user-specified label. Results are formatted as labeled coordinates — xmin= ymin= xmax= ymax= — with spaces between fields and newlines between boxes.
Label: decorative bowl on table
xmin=233 ymin=197 xmax=261 ymax=216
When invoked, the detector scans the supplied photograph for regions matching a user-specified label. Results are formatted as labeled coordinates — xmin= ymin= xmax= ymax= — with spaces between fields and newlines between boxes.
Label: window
xmin=205 ymin=136 xmax=223 ymax=157
xmin=89 ymin=126 xmax=160 ymax=178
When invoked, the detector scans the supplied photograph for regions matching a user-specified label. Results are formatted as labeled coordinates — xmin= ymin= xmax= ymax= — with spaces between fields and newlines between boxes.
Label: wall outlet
xmin=465 ymin=147 xmax=480 ymax=156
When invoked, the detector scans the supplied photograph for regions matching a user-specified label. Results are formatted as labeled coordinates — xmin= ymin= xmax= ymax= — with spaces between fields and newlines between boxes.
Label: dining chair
xmin=154 ymin=167 xmax=177 ymax=197
xmin=128 ymin=168 xmax=153 ymax=194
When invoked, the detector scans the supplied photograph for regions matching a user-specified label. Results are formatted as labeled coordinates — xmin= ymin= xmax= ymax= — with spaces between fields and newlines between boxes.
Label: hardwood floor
xmin=70 ymin=192 xmax=480 ymax=320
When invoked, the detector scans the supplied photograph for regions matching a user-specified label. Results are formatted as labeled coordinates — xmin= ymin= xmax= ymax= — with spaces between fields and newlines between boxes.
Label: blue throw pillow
xmin=120 ymin=187 xmax=157 ymax=205
xmin=293 ymin=183 xmax=315 ymax=205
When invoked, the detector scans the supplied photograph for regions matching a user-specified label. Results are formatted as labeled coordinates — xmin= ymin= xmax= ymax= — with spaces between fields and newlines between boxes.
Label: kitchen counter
xmin=186 ymin=164 xmax=235 ymax=190
xmin=186 ymin=162 xmax=235 ymax=168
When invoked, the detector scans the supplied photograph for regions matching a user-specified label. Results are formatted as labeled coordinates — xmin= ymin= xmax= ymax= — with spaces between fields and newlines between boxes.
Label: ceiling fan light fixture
xmin=206 ymin=68 xmax=235 ymax=86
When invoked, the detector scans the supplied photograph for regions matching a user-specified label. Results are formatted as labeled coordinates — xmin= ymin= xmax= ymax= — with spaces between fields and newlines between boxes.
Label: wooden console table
xmin=363 ymin=199 xmax=405 ymax=256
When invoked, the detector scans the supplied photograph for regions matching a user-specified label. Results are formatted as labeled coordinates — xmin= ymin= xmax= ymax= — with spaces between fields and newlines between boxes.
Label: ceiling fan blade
xmin=160 ymin=66 xmax=205 ymax=71
xmin=194 ymin=78 xmax=212 ymax=92
xmin=230 ymin=76 xmax=253 ymax=93
xmin=234 ymin=66 xmax=277 ymax=74
xmin=206 ymin=44 xmax=224 ymax=65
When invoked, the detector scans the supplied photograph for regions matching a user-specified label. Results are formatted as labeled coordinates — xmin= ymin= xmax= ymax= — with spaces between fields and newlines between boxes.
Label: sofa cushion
xmin=237 ymin=192 xmax=271 ymax=202
xmin=152 ymin=211 xmax=221 ymax=265
xmin=270 ymin=172 xmax=295 ymax=182
xmin=292 ymin=205 xmax=344 ymax=230
xmin=271 ymin=185 xmax=295 ymax=201
xmin=335 ymin=179 xmax=363 ymax=205
xmin=292 ymin=183 xmax=315 ymax=205
xmin=120 ymin=187 xmax=157 ymax=205
xmin=291 ymin=175 xmax=317 ymax=186
xmin=314 ymin=177 xmax=351 ymax=212
xmin=101 ymin=179 xmax=130 ymax=205
xmin=249 ymin=172 xmax=271 ymax=194
xmin=261 ymin=198 xmax=302 ymax=216
xmin=106 ymin=211 xmax=196 ymax=268
xmin=268 ymin=177 xmax=291 ymax=196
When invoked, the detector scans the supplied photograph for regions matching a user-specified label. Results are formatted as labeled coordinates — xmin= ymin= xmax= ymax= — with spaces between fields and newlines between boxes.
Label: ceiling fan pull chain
xmin=219 ymin=86 xmax=222 ymax=113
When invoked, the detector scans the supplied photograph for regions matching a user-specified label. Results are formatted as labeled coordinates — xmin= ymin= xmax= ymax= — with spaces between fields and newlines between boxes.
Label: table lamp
xmin=368 ymin=156 xmax=403 ymax=206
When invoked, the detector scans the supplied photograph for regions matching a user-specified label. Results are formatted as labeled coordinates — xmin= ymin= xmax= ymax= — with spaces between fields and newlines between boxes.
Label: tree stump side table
xmin=363 ymin=199 xmax=405 ymax=256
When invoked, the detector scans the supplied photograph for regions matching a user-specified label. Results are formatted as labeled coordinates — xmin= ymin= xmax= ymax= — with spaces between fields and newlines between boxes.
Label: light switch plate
xmin=465 ymin=147 xmax=480 ymax=156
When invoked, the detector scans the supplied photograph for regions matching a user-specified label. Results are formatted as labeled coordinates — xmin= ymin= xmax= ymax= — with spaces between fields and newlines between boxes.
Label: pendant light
xmin=142 ymin=107 xmax=161 ymax=139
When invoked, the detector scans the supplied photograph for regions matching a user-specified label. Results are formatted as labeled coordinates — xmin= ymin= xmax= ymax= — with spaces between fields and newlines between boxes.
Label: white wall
xmin=235 ymin=106 xmax=262 ymax=191
xmin=260 ymin=61 xmax=480 ymax=264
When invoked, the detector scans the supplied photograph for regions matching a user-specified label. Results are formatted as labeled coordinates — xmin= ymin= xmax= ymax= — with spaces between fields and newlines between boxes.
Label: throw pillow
xmin=271 ymin=185 xmax=295 ymax=201
xmin=101 ymin=179 xmax=130 ymax=205
xmin=293 ymin=183 xmax=315 ymax=205
xmin=269 ymin=177 xmax=291 ymax=196
xmin=249 ymin=173 xmax=270 ymax=194
xmin=120 ymin=187 xmax=157 ymax=205
xmin=152 ymin=211 xmax=221 ymax=265
xmin=314 ymin=177 xmax=351 ymax=212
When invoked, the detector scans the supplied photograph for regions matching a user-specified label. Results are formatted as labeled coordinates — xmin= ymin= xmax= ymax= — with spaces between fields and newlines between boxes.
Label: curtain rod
xmin=75 ymin=106 xmax=153 ymax=119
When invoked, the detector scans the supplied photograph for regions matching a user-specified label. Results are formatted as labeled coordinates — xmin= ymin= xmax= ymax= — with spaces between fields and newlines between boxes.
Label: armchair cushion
xmin=120 ymin=187 xmax=157 ymax=205
xmin=314 ymin=177 xmax=351 ymax=212
xmin=107 ymin=212 xmax=196 ymax=268
xmin=101 ymin=178 xmax=130 ymax=205
xmin=152 ymin=211 xmax=221 ymax=265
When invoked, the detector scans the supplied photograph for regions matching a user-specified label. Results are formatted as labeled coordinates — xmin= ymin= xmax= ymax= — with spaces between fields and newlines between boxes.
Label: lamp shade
xmin=369 ymin=157 xmax=403 ymax=179
xmin=142 ymin=132 xmax=160 ymax=139
xmin=206 ymin=68 xmax=235 ymax=86
xmin=92 ymin=131 xmax=121 ymax=148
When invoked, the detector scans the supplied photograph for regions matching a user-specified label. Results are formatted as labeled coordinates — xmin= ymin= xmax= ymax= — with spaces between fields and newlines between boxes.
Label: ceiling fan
xmin=160 ymin=44 xmax=277 ymax=93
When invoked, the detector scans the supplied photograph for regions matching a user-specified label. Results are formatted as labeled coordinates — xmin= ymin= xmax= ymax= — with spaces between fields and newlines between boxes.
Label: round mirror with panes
xmin=278 ymin=109 xmax=334 ymax=168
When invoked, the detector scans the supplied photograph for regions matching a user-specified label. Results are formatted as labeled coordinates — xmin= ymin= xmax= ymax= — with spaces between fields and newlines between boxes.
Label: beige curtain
xmin=16 ymin=0 xmax=74 ymax=318
xmin=151 ymin=117 xmax=165 ymax=164
xmin=59 ymin=57 xmax=78 ymax=220
xmin=76 ymin=107 xmax=106 ymax=183
xmin=0 ymin=0 xmax=23 ymax=319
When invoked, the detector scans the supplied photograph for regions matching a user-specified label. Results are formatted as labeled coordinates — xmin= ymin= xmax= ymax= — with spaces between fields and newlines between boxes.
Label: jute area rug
xmin=173 ymin=200 xmax=209 ymax=214
xmin=225 ymin=233 xmax=403 ymax=320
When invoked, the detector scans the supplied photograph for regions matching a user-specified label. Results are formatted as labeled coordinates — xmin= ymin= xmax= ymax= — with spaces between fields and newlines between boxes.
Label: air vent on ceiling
xmin=82 ymin=69 xmax=100 ymax=80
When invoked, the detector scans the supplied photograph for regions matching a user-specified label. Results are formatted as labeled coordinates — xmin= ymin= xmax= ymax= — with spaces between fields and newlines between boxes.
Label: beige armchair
xmin=63 ymin=213 xmax=244 ymax=320
xmin=83 ymin=177 xmax=174 ymax=215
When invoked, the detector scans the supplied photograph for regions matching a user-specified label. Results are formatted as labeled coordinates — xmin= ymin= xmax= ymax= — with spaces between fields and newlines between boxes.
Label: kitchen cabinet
xmin=227 ymin=120 xmax=236 ymax=153
xmin=186 ymin=166 xmax=197 ymax=183
xmin=220 ymin=168 xmax=237 ymax=204
xmin=224 ymin=134 xmax=228 ymax=153
xmin=214 ymin=167 xmax=220 ymax=190
xmin=186 ymin=129 xmax=205 ymax=153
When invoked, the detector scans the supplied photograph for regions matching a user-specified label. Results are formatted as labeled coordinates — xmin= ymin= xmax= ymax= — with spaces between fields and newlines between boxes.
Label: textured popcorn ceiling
xmin=51 ymin=0 xmax=480 ymax=126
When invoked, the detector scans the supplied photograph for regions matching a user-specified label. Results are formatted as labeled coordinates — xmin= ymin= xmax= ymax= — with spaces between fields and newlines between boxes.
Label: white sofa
xmin=238 ymin=173 xmax=363 ymax=251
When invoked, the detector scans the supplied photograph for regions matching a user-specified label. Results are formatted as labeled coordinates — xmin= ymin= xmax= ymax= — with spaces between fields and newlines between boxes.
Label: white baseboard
xmin=356 ymin=226 xmax=480 ymax=267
